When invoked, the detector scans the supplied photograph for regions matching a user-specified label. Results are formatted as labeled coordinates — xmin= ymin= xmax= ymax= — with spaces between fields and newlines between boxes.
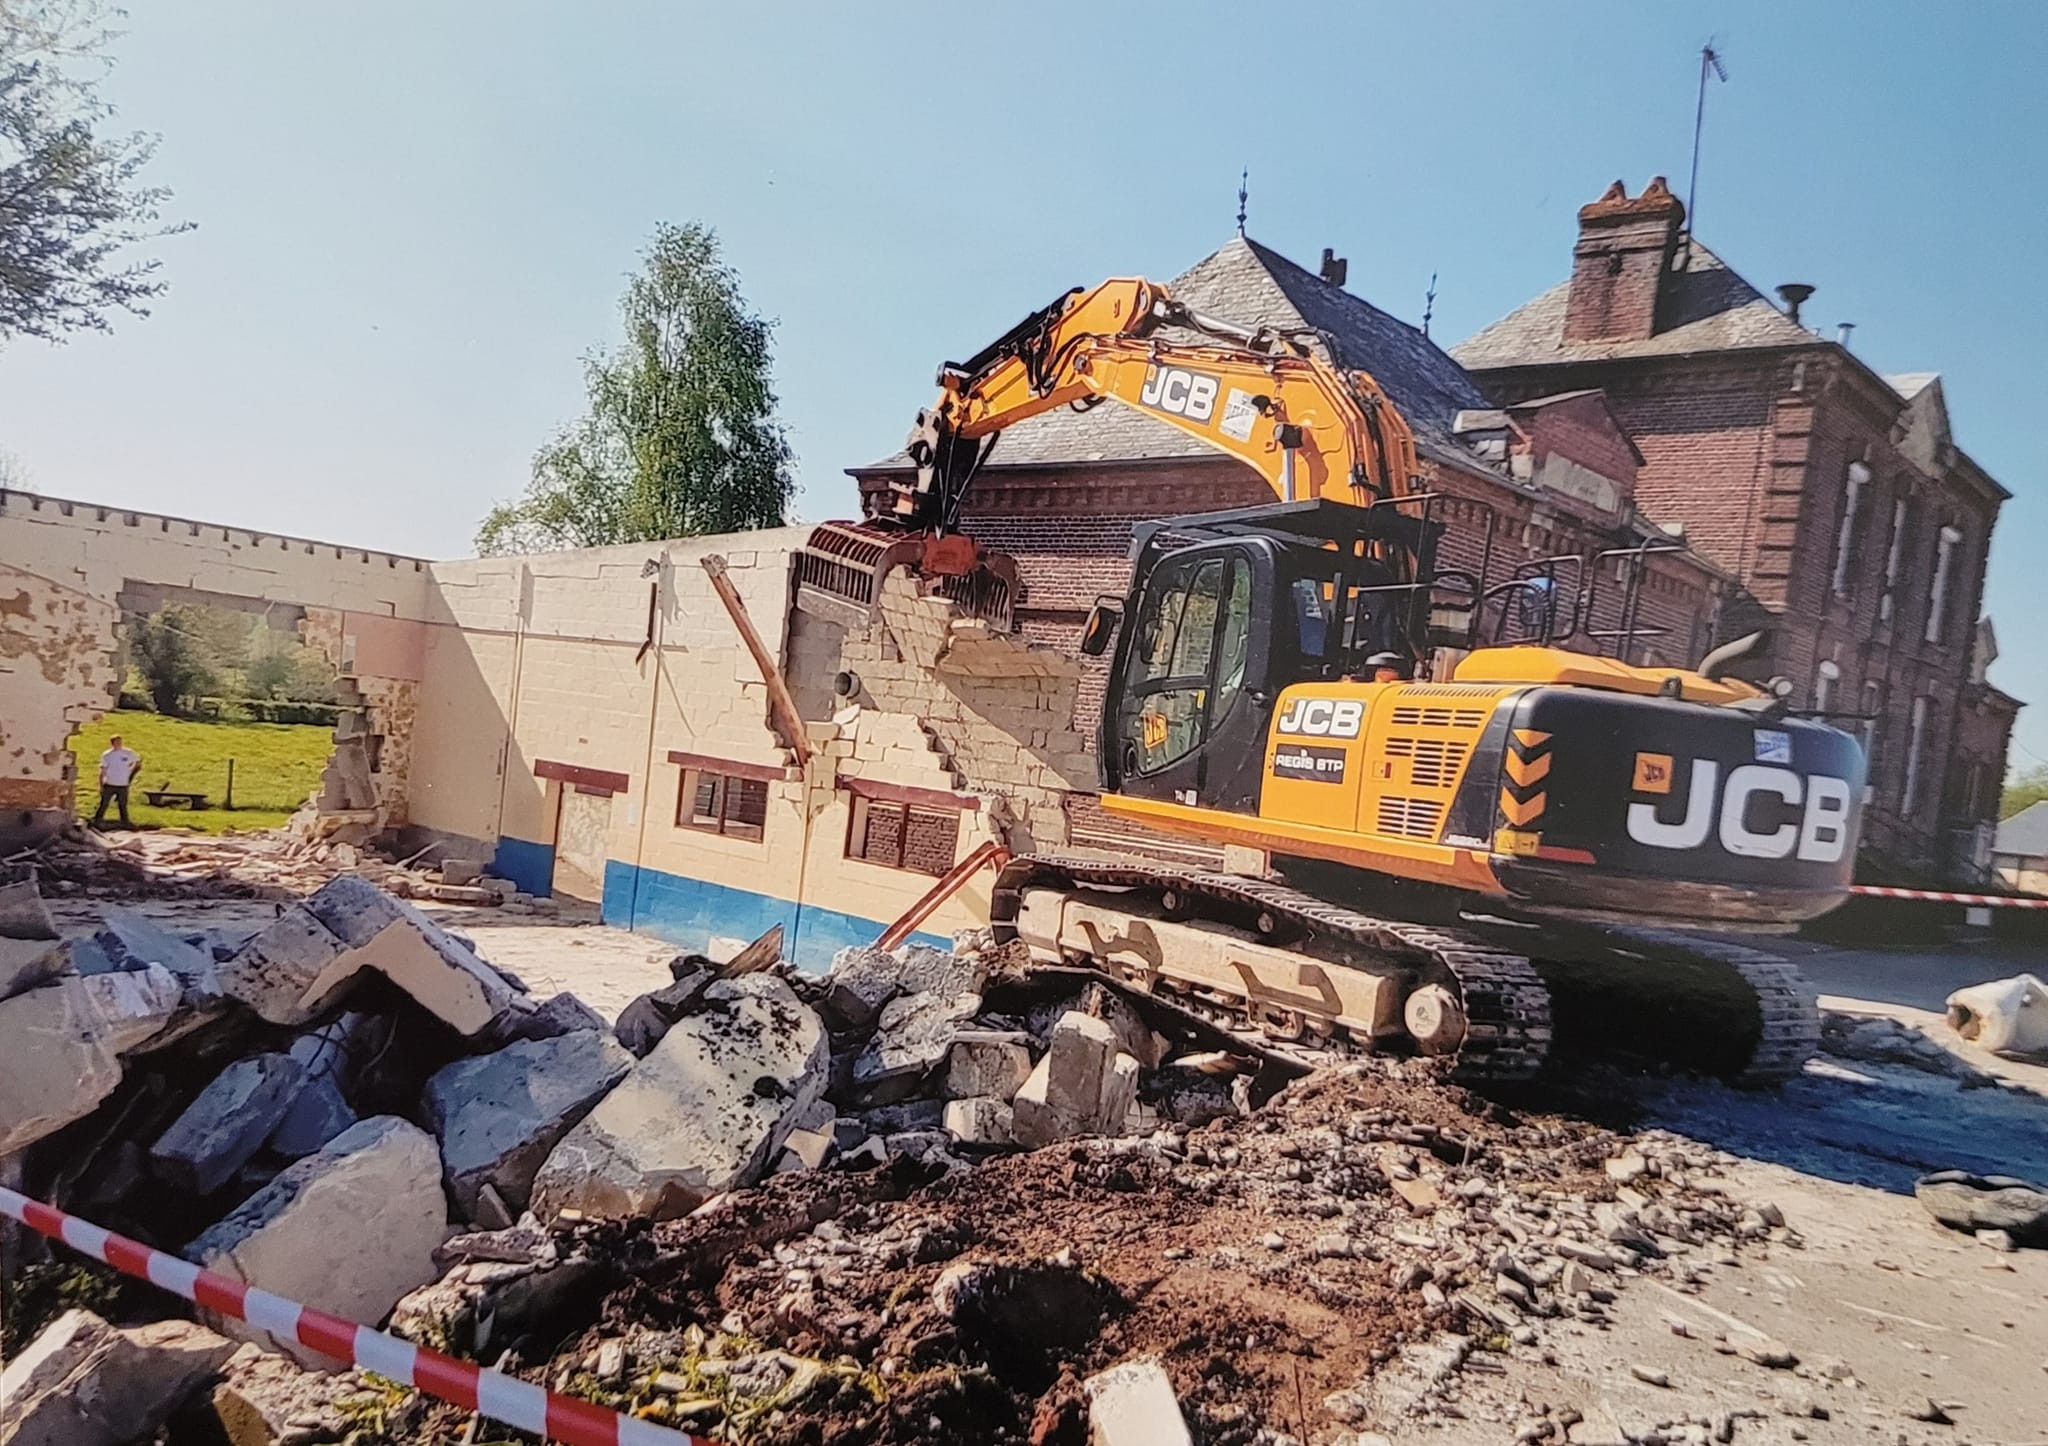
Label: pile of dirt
xmin=375 ymin=1063 xmax=1789 ymax=1445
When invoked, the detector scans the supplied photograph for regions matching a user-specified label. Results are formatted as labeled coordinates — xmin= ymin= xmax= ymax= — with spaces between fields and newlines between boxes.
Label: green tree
xmin=2001 ymin=763 xmax=2048 ymax=820
xmin=477 ymin=222 xmax=794 ymax=554
xmin=0 ymin=1 xmax=189 ymax=343
xmin=127 ymin=605 xmax=216 ymax=715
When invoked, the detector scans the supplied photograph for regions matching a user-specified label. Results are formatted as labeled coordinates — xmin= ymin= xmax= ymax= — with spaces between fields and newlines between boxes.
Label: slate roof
xmin=854 ymin=234 xmax=1494 ymax=473
xmin=1450 ymin=243 xmax=1820 ymax=370
xmin=1995 ymin=800 xmax=2048 ymax=860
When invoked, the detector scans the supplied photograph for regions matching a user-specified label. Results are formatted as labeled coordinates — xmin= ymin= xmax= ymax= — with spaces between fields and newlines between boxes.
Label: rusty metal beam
xmin=700 ymin=555 xmax=813 ymax=766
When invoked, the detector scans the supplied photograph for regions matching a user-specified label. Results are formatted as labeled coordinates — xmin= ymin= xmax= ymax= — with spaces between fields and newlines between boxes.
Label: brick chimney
xmin=1562 ymin=177 xmax=1686 ymax=344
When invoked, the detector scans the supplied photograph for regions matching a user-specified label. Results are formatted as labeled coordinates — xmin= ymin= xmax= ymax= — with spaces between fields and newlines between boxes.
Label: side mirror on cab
xmin=1080 ymin=600 xmax=1123 ymax=657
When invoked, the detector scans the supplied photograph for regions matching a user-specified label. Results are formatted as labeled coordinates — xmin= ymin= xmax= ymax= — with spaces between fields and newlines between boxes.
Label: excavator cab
xmin=1102 ymin=500 xmax=1424 ymax=814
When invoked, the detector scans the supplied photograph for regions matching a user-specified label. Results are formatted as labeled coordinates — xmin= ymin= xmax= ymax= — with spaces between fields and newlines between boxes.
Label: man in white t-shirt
xmin=93 ymin=735 xmax=142 ymax=828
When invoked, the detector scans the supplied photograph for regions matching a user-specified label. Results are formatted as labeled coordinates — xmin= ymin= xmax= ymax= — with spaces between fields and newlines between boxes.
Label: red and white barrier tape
xmin=1849 ymin=886 xmax=2048 ymax=908
xmin=0 ymin=1185 xmax=707 ymax=1446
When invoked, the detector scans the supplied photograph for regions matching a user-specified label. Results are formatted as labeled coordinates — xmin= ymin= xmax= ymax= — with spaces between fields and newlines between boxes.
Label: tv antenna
xmin=1681 ymin=41 xmax=1728 ymax=268
xmin=1421 ymin=271 xmax=1438 ymax=338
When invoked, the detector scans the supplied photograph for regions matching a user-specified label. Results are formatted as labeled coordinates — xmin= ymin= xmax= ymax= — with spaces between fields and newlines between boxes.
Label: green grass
xmin=71 ymin=711 xmax=335 ymax=834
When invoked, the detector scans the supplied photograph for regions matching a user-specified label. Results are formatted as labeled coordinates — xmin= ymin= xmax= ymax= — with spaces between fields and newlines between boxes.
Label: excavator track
xmin=991 ymin=855 xmax=1553 ymax=1083
xmin=1571 ymin=928 xmax=1821 ymax=1087
xmin=993 ymin=857 xmax=1821 ymax=1088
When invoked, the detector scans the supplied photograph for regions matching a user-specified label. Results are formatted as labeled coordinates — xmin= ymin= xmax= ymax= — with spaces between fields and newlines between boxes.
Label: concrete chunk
xmin=188 ymin=1116 xmax=447 ymax=1368
xmin=851 ymin=989 xmax=982 ymax=1102
xmin=821 ymin=946 xmax=902 ymax=1032
xmin=0 ymin=965 xmax=183 ymax=1153
xmin=266 ymin=1016 xmax=361 ymax=1159
xmin=944 ymin=1095 xmax=1015 ymax=1146
xmin=151 ymin=1052 xmax=307 ymax=1195
xmin=1014 ymin=1010 xmax=1119 ymax=1148
xmin=210 ymin=1342 xmax=358 ymax=1445
xmin=0 ymin=935 xmax=65 ymax=1002
xmin=1084 ymin=1357 xmax=1193 ymax=1446
xmin=944 ymin=1030 xmax=1035 ymax=1102
xmin=216 ymin=906 xmax=351 ymax=1026
xmin=531 ymin=973 xmax=827 ymax=1222
xmin=0 ymin=1310 xmax=238 ymax=1446
xmin=0 ymin=877 xmax=58 ymax=940
xmin=425 ymin=1029 xmax=633 ymax=1220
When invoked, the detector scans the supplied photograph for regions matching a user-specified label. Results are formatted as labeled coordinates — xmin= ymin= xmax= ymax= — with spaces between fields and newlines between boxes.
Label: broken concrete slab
xmin=188 ymin=1116 xmax=447 ymax=1368
xmin=95 ymin=907 xmax=221 ymax=995
xmin=0 ymin=965 xmax=184 ymax=1153
xmin=425 ymin=1028 xmax=634 ymax=1220
xmin=0 ymin=877 xmax=58 ymax=940
xmin=0 ymin=1309 xmax=238 ymax=1446
xmin=298 ymin=877 xmax=521 ymax=1035
xmin=215 ymin=905 xmax=351 ymax=1026
xmin=151 ymin=1052 xmax=308 ymax=1194
xmin=613 ymin=964 xmax=714 ymax=1058
xmin=266 ymin=1015 xmax=361 ymax=1159
xmin=493 ymin=989 xmax=609 ymax=1046
xmin=944 ymin=1029 xmax=1035 ymax=1101
xmin=531 ymin=972 xmax=827 ymax=1222
xmin=0 ymin=934 xmax=65 ymax=1002
xmin=1915 ymin=1170 xmax=2048 ymax=1245
xmin=850 ymin=989 xmax=983 ymax=1103
xmin=1084 ymin=1356 xmax=1193 ymax=1446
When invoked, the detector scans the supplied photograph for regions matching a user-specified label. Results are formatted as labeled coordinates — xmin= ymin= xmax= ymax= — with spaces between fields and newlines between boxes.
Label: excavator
xmin=857 ymin=277 xmax=1866 ymax=1083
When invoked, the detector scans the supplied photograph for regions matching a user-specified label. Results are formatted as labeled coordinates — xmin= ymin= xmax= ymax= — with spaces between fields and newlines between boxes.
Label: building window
xmin=1901 ymin=694 xmax=1931 ymax=816
xmin=1860 ymin=679 xmax=1883 ymax=803
xmin=1880 ymin=497 xmax=1908 ymax=623
xmin=1925 ymin=524 xmax=1963 ymax=646
xmin=678 ymin=768 xmax=768 ymax=842
xmin=847 ymin=795 xmax=961 ymax=876
xmin=1831 ymin=461 xmax=1870 ymax=599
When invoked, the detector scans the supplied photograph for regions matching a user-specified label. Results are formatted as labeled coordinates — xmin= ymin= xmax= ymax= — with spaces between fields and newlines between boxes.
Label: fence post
xmin=225 ymin=757 xmax=236 ymax=810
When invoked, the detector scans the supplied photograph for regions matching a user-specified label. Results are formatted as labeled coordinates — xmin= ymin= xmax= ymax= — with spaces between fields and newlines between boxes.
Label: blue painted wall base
xmin=601 ymin=859 xmax=948 ymax=972
xmin=490 ymin=836 xmax=556 ymax=898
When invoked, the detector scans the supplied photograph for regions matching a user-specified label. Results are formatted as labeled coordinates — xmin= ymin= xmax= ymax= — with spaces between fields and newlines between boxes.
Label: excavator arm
xmin=878 ymin=277 xmax=1422 ymax=537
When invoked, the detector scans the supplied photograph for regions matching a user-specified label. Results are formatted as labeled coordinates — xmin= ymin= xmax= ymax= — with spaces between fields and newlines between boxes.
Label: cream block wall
xmin=0 ymin=490 xmax=438 ymax=828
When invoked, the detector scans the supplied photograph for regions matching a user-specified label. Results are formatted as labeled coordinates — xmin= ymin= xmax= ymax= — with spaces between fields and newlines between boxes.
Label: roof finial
xmin=1422 ymin=271 xmax=1438 ymax=338
xmin=1235 ymin=167 xmax=1249 ymax=237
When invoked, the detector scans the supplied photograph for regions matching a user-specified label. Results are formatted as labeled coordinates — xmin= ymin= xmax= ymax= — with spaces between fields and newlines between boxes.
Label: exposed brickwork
xmin=1460 ymin=189 xmax=2016 ymax=881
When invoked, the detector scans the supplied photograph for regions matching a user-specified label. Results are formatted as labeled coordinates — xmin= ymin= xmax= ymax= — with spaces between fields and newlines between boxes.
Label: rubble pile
xmin=0 ymin=879 xmax=1966 ymax=1445
xmin=0 ymin=823 xmax=558 ymax=911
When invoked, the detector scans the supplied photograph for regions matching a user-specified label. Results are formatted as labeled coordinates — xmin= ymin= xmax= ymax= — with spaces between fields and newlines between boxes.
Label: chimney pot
xmin=1775 ymin=283 xmax=1815 ymax=325
xmin=1562 ymin=179 xmax=1687 ymax=343
xmin=1836 ymin=321 xmax=1856 ymax=346
xmin=1319 ymin=248 xmax=1348 ymax=287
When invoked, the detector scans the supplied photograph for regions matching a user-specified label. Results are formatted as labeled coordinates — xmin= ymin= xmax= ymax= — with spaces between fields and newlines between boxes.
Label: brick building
xmin=1453 ymin=179 xmax=2020 ymax=881
xmin=850 ymin=235 xmax=1730 ymax=774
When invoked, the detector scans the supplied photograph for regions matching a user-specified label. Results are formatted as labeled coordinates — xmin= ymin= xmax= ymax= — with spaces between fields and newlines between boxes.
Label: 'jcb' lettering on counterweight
xmin=1276 ymin=697 xmax=1365 ymax=738
xmin=1626 ymin=760 xmax=1852 ymax=864
xmin=1139 ymin=365 xmax=1220 ymax=424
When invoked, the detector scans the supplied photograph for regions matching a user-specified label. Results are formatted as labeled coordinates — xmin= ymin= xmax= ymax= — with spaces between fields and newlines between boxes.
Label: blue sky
xmin=2 ymin=1 xmax=2043 ymax=763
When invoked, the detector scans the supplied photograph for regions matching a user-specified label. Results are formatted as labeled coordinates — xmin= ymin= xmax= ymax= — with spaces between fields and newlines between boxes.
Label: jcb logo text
xmin=1139 ymin=366 xmax=1219 ymax=424
xmin=1627 ymin=760 xmax=1852 ymax=864
xmin=1277 ymin=698 xmax=1365 ymax=739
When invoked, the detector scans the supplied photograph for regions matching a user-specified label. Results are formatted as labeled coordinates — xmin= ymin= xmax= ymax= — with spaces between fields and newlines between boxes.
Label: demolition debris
xmin=2 ymin=849 xmax=2043 ymax=1445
